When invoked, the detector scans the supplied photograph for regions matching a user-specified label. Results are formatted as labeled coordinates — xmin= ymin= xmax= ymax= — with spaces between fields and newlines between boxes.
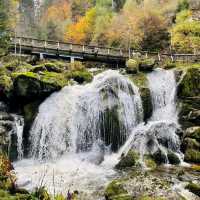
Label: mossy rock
xmin=167 ymin=151 xmax=181 ymax=165
xmin=105 ymin=180 xmax=131 ymax=200
xmin=0 ymin=75 xmax=13 ymax=93
xmin=115 ymin=150 xmax=139 ymax=170
xmin=177 ymin=68 xmax=200 ymax=98
xmin=144 ymin=156 xmax=157 ymax=169
xmin=139 ymin=87 xmax=152 ymax=122
xmin=152 ymin=150 xmax=167 ymax=165
xmin=66 ymin=70 xmax=93 ymax=84
xmin=12 ymin=72 xmax=63 ymax=102
xmin=163 ymin=61 xmax=177 ymax=69
xmin=185 ymin=182 xmax=200 ymax=197
xmin=184 ymin=149 xmax=200 ymax=163
xmin=185 ymin=127 xmax=200 ymax=143
xmin=126 ymin=59 xmax=139 ymax=74
xmin=32 ymin=63 xmax=63 ymax=73
xmin=139 ymin=58 xmax=155 ymax=72
xmin=182 ymin=138 xmax=200 ymax=151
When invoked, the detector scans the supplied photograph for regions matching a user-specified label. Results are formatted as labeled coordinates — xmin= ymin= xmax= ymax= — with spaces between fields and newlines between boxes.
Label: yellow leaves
xmin=43 ymin=0 xmax=71 ymax=22
xmin=65 ymin=8 xmax=96 ymax=44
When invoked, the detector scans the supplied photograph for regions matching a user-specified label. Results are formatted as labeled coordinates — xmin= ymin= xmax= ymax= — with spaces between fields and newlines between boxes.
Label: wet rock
xmin=152 ymin=150 xmax=167 ymax=165
xmin=185 ymin=182 xmax=200 ymax=197
xmin=184 ymin=127 xmax=200 ymax=142
xmin=126 ymin=59 xmax=139 ymax=74
xmin=140 ymin=87 xmax=153 ymax=122
xmin=184 ymin=149 xmax=200 ymax=164
xmin=115 ymin=150 xmax=139 ymax=170
xmin=138 ymin=58 xmax=155 ymax=72
xmin=177 ymin=68 xmax=200 ymax=98
xmin=105 ymin=180 xmax=131 ymax=200
xmin=167 ymin=151 xmax=181 ymax=165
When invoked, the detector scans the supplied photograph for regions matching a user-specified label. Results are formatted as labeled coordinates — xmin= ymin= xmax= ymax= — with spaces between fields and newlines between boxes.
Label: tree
xmin=171 ymin=10 xmax=200 ymax=53
xmin=0 ymin=0 xmax=10 ymax=56
xmin=65 ymin=8 xmax=96 ymax=44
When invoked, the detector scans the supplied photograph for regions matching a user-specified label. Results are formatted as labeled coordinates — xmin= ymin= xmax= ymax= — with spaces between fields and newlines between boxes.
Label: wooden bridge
xmin=9 ymin=37 xmax=200 ymax=64
xmin=9 ymin=37 xmax=130 ymax=65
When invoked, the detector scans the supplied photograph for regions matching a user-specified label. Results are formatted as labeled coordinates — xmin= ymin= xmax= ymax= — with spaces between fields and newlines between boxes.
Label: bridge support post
xmin=70 ymin=56 xmax=75 ymax=63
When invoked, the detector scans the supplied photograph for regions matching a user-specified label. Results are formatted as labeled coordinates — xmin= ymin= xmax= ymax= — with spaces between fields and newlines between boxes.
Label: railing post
xmin=82 ymin=45 xmax=85 ymax=52
xmin=70 ymin=44 xmax=73 ymax=51
xmin=145 ymin=52 xmax=148 ymax=59
xmin=120 ymin=49 xmax=123 ymax=56
xmin=57 ymin=42 xmax=60 ymax=49
xmin=14 ymin=39 xmax=17 ymax=56
xmin=158 ymin=52 xmax=161 ymax=61
xmin=107 ymin=48 xmax=110 ymax=55
xmin=44 ymin=41 xmax=47 ymax=48
xmin=129 ymin=48 xmax=131 ymax=59
xmin=19 ymin=38 xmax=21 ymax=56
xmin=31 ymin=39 xmax=34 ymax=47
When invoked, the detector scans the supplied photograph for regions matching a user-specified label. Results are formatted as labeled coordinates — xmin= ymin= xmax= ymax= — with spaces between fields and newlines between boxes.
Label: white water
xmin=13 ymin=69 xmax=183 ymax=198
xmin=119 ymin=69 xmax=182 ymax=162
xmin=14 ymin=70 xmax=143 ymax=197
xmin=13 ymin=115 xmax=24 ymax=160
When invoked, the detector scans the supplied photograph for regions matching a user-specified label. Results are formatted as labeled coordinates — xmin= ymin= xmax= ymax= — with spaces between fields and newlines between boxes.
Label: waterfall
xmin=11 ymin=115 xmax=24 ymax=160
xmin=30 ymin=70 xmax=143 ymax=160
xmin=119 ymin=69 xmax=182 ymax=163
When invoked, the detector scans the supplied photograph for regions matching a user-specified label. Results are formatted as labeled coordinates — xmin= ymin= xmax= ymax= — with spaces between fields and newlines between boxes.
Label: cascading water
xmin=14 ymin=70 xmax=143 ymax=198
xmin=13 ymin=68 xmax=183 ymax=198
xmin=119 ymin=68 xmax=182 ymax=163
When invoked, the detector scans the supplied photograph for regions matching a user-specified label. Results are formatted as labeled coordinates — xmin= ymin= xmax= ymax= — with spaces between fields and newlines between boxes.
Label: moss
xmin=185 ymin=127 xmax=200 ymax=143
xmin=185 ymin=182 xmax=200 ymax=197
xmin=128 ymin=72 xmax=148 ymax=88
xmin=144 ymin=156 xmax=157 ymax=169
xmin=0 ymin=75 xmax=13 ymax=92
xmin=105 ymin=180 xmax=131 ymax=200
xmin=191 ymin=165 xmax=200 ymax=172
xmin=69 ymin=61 xmax=86 ymax=71
xmin=41 ymin=72 xmax=68 ymax=87
xmin=138 ymin=195 xmax=167 ymax=200
xmin=32 ymin=63 xmax=63 ymax=73
xmin=139 ymin=58 xmax=155 ymax=72
xmin=178 ymin=68 xmax=200 ymax=98
xmin=11 ymin=72 xmax=39 ymax=79
xmin=66 ymin=70 xmax=93 ymax=84
xmin=115 ymin=150 xmax=139 ymax=170
xmin=162 ymin=61 xmax=177 ymax=69
xmin=126 ymin=59 xmax=139 ymax=74
xmin=184 ymin=149 xmax=200 ymax=163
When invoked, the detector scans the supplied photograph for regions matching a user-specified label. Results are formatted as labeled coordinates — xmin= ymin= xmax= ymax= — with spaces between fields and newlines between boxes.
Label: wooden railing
xmin=10 ymin=37 xmax=129 ymax=58
xmin=10 ymin=36 xmax=200 ymax=63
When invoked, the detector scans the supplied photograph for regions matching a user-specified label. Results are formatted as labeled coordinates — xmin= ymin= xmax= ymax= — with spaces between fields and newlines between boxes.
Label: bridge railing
xmin=11 ymin=37 xmax=128 ymax=58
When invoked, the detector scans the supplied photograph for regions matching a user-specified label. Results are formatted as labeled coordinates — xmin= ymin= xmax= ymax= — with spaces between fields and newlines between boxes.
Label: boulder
xmin=167 ymin=151 xmax=181 ymax=165
xmin=139 ymin=87 xmax=152 ymax=122
xmin=115 ymin=150 xmax=139 ymax=170
xmin=139 ymin=58 xmax=156 ymax=72
xmin=12 ymin=72 xmax=66 ymax=102
xmin=178 ymin=68 xmax=200 ymax=98
xmin=185 ymin=182 xmax=200 ymax=197
xmin=105 ymin=180 xmax=131 ymax=200
xmin=126 ymin=59 xmax=139 ymax=74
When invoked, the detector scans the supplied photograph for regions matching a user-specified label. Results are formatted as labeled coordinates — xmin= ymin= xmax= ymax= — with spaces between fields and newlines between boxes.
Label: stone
xmin=115 ymin=150 xmax=139 ymax=170
xmin=177 ymin=68 xmax=200 ymax=98
xmin=138 ymin=58 xmax=155 ymax=72
xmin=126 ymin=59 xmax=139 ymax=74
xmin=185 ymin=182 xmax=200 ymax=197
xmin=184 ymin=127 xmax=200 ymax=142
xmin=167 ymin=151 xmax=181 ymax=165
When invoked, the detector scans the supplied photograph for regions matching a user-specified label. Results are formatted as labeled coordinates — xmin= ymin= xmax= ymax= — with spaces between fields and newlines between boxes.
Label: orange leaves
xmin=43 ymin=0 xmax=71 ymax=22
xmin=65 ymin=8 xmax=96 ymax=44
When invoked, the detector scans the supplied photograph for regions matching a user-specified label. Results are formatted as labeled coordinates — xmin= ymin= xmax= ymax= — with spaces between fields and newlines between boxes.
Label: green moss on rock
xmin=126 ymin=59 xmax=139 ymax=74
xmin=115 ymin=150 xmax=139 ymax=170
xmin=139 ymin=58 xmax=155 ymax=72
xmin=167 ymin=151 xmax=181 ymax=165
xmin=185 ymin=182 xmax=200 ymax=197
xmin=178 ymin=68 xmax=200 ymax=98
xmin=105 ymin=180 xmax=131 ymax=200
xmin=184 ymin=149 xmax=200 ymax=163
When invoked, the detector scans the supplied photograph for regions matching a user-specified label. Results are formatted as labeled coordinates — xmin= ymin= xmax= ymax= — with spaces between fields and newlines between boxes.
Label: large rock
xmin=178 ymin=68 xmax=200 ymax=98
xmin=182 ymin=127 xmax=200 ymax=163
xmin=12 ymin=72 xmax=65 ymax=102
xmin=140 ymin=87 xmax=152 ymax=122
xmin=138 ymin=58 xmax=156 ymax=72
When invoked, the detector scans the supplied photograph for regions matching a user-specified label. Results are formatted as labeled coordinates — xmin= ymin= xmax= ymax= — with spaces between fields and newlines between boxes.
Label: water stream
xmin=13 ymin=69 xmax=184 ymax=198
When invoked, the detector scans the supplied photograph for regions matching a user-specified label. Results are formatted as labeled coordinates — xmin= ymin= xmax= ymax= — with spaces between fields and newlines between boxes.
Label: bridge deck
xmin=9 ymin=37 xmax=129 ymax=64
